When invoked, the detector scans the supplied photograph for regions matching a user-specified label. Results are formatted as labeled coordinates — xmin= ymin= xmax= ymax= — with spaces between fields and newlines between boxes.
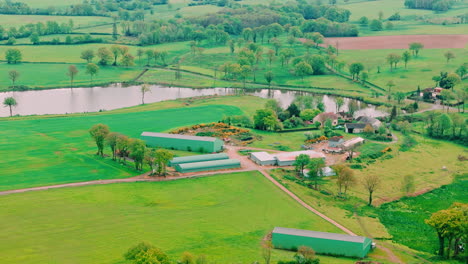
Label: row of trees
xmin=0 ymin=20 xmax=73 ymax=40
xmin=89 ymin=124 xmax=173 ymax=175
xmin=80 ymin=45 xmax=135 ymax=66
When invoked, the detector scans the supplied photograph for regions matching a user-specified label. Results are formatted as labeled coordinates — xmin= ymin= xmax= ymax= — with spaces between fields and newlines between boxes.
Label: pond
xmin=0 ymin=84 xmax=388 ymax=118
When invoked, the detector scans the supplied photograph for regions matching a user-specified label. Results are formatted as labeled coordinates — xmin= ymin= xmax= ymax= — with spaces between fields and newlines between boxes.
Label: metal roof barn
xmin=274 ymin=150 xmax=326 ymax=166
xmin=272 ymin=227 xmax=372 ymax=258
xmin=175 ymin=159 xmax=241 ymax=173
xmin=141 ymin=132 xmax=224 ymax=153
xmin=250 ymin=152 xmax=276 ymax=166
xmin=169 ymin=153 xmax=229 ymax=167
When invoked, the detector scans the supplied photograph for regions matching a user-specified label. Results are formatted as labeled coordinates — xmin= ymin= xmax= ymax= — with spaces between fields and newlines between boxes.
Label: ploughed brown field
xmin=301 ymin=35 xmax=468 ymax=50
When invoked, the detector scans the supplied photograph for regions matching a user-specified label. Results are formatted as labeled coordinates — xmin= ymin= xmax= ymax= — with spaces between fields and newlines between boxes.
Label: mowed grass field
xmin=338 ymin=48 xmax=468 ymax=93
xmin=0 ymin=63 xmax=141 ymax=90
xmin=0 ymin=14 xmax=111 ymax=27
xmin=0 ymin=104 xmax=241 ymax=191
xmin=0 ymin=171 xmax=346 ymax=264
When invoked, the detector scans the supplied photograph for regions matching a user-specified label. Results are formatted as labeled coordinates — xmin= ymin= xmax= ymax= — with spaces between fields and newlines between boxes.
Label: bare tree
xmin=362 ymin=174 xmax=381 ymax=206
xmin=140 ymin=84 xmax=151 ymax=104
xmin=8 ymin=70 xmax=20 ymax=88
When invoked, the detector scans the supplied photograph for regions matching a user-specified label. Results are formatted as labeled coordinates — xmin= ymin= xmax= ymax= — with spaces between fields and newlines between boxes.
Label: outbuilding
xmin=141 ymin=132 xmax=224 ymax=153
xmin=274 ymin=150 xmax=326 ymax=166
xmin=250 ymin=152 xmax=276 ymax=166
xmin=328 ymin=136 xmax=344 ymax=148
xmin=344 ymin=123 xmax=366 ymax=134
xmin=169 ymin=153 xmax=229 ymax=167
xmin=341 ymin=137 xmax=365 ymax=150
xmin=272 ymin=227 xmax=373 ymax=258
xmin=175 ymin=159 xmax=241 ymax=173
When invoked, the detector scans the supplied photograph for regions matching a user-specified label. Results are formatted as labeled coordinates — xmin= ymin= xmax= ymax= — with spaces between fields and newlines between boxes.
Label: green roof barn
xmin=168 ymin=153 xmax=229 ymax=167
xmin=141 ymin=132 xmax=224 ymax=153
xmin=272 ymin=227 xmax=372 ymax=258
xmin=175 ymin=159 xmax=241 ymax=173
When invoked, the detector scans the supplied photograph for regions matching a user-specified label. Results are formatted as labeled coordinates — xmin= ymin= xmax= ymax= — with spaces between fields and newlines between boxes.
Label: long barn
xmin=141 ymin=132 xmax=224 ymax=153
xmin=272 ymin=227 xmax=373 ymax=258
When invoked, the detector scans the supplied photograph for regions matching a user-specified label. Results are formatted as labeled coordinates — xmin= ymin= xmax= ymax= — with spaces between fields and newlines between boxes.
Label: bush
xmin=400 ymin=135 xmax=417 ymax=152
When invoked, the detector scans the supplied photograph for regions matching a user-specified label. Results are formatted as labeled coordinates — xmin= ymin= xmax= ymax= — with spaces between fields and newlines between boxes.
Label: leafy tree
xmin=8 ymin=70 xmax=20 ymax=87
xmin=362 ymin=174 xmax=381 ymax=206
xmin=444 ymin=51 xmax=455 ymax=63
xmin=67 ymin=65 xmax=78 ymax=89
xmin=287 ymin=103 xmax=300 ymax=117
xmin=294 ymin=154 xmax=310 ymax=176
xmin=394 ymin=92 xmax=406 ymax=104
xmin=266 ymin=49 xmax=275 ymax=65
xmin=295 ymin=61 xmax=313 ymax=81
xmin=363 ymin=124 xmax=375 ymax=135
xmin=369 ymin=19 xmax=383 ymax=31
xmin=155 ymin=149 xmax=173 ymax=176
xmin=402 ymin=50 xmax=411 ymax=69
xmin=386 ymin=80 xmax=396 ymax=92
xmin=439 ymin=72 xmax=461 ymax=90
xmin=386 ymin=53 xmax=401 ymax=71
xmin=30 ymin=32 xmax=40 ymax=44
xmin=3 ymin=97 xmax=17 ymax=117
xmin=5 ymin=48 xmax=22 ymax=64
xmin=335 ymin=165 xmax=356 ymax=195
xmin=97 ymin=47 xmax=113 ymax=65
xmin=455 ymin=63 xmax=467 ymax=79
xmin=121 ymin=52 xmax=135 ymax=66
xmin=309 ymin=32 xmax=324 ymax=48
xmin=180 ymin=252 xmax=195 ymax=264
xmin=409 ymin=42 xmax=424 ymax=57
xmin=264 ymin=71 xmax=274 ymax=88
xmin=272 ymin=38 xmax=282 ymax=56
xmin=303 ymin=39 xmax=315 ymax=53
xmin=358 ymin=16 xmax=369 ymax=26
xmin=110 ymin=45 xmax=123 ymax=66
xmin=265 ymin=99 xmax=282 ymax=115
xmin=227 ymin=39 xmax=235 ymax=54
xmin=136 ymin=49 xmax=144 ymax=65
xmin=385 ymin=21 xmax=394 ymax=30
xmin=361 ymin=71 xmax=369 ymax=84
xmin=240 ymin=65 xmax=251 ymax=88
xmin=7 ymin=36 xmax=16 ymax=45
xmin=85 ymin=63 xmax=99 ymax=84
xmin=254 ymin=109 xmax=279 ymax=131
xmin=105 ymin=132 xmax=120 ymax=160
xmin=125 ymin=242 xmax=170 ymax=264
xmin=335 ymin=97 xmax=344 ymax=112
xmin=307 ymin=158 xmax=326 ymax=190
xmin=129 ymin=139 xmax=146 ymax=170
xmin=349 ymin=62 xmax=364 ymax=80
xmin=80 ymin=49 xmax=94 ymax=63
xmin=145 ymin=49 xmax=154 ymax=66
xmin=300 ymin=109 xmax=320 ymax=121
xmin=89 ymin=124 xmax=110 ymax=156
xmin=141 ymin=84 xmax=151 ymax=104
xmin=348 ymin=100 xmax=359 ymax=116
xmin=116 ymin=134 xmax=130 ymax=163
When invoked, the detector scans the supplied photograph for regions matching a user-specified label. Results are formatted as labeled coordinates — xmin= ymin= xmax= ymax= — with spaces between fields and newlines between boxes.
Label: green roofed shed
xmin=272 ymin=227 xmax=372 ymax=258
xmin=168 ymin=153 xmax=229 ymax=167
xmin=175 ymin=159 xmax=241 ymax=173
xmin=141 ymin=132 xmax=224 ymax=153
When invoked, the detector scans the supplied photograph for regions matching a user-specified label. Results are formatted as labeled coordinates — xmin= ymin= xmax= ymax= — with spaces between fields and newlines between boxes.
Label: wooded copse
xmin=89 ymin=123 xmax=173 ymax=174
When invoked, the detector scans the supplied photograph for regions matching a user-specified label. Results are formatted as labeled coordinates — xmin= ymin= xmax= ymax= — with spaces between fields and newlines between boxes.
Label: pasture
xmin=0 ymin=63 xmax=141 ymax=90
xmin=0 ymin=14 xmax=111 ymax=28
xmin=0 ymin=104 xmax=242 ymax=191
xmin=337 ymin=48 xmax=468 ymax=93
xmin=15 ymin=0 xmax=83 ymax=8
xmin=378 ymin=174 xmax=468 ymax=253
xmin=0 ymin=171 xmax=347 ymax=264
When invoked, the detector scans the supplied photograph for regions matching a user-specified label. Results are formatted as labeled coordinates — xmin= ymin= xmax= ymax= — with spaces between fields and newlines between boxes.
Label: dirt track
xmin=318 ymin=34 xmax=468 ymax=50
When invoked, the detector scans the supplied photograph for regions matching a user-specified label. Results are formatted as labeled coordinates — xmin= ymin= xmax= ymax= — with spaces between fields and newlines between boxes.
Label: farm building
xmin=328 ymin=136 xmax=344 ymax=148
xmin=356 ymin=116 xmax=382 ymax=129
xmin=274 ymin=150 xmax=326 ymax=166
xmin=175 ymin=159 xmax=241 ymax=173
xmin=341 ymin=137 xmax=365 ymax=150
xmin=250 ymin=152 xmax=276 ymax=166
xmin=141 ymin=132 xmax=223 ymax=153
xmin=168 ymin=153 xmax=229 ymax=166
xmin=344 ymin=123 xmax=366 ymax=134
xmin=272 ymin=227 xmax=373 ymax=258
xmin=322 ymin=166 xmax=336 ymax=177
xmin=313 ymin=112 xmax=340 ymax=126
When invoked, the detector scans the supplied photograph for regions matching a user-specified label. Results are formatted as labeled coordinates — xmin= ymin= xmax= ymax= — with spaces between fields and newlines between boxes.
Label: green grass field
xmin=378 ymin=174 xmax=468 ymax=254
xmin=15 ymin=0 xmax=83 ymax=8
xmin=0 ymin=171 xmax=346 ymax=264
xmin=338 ymin=48 xmax=468 ymax=93
xmin=0 ymin=14 xmax=111 ymax=27
xmin=0 ymin=104 xmax=241 ymax=191
xmin=0 ymin=63 xmax=141 ymax=90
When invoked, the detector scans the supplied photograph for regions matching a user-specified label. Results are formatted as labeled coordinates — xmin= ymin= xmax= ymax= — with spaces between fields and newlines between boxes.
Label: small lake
xmin=0 ymin=84 xmax=388 ymax=118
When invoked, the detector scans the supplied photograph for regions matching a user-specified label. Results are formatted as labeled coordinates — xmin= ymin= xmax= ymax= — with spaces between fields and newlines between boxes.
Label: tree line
xmin=89 ymin=123 xmax=173 ymax=176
